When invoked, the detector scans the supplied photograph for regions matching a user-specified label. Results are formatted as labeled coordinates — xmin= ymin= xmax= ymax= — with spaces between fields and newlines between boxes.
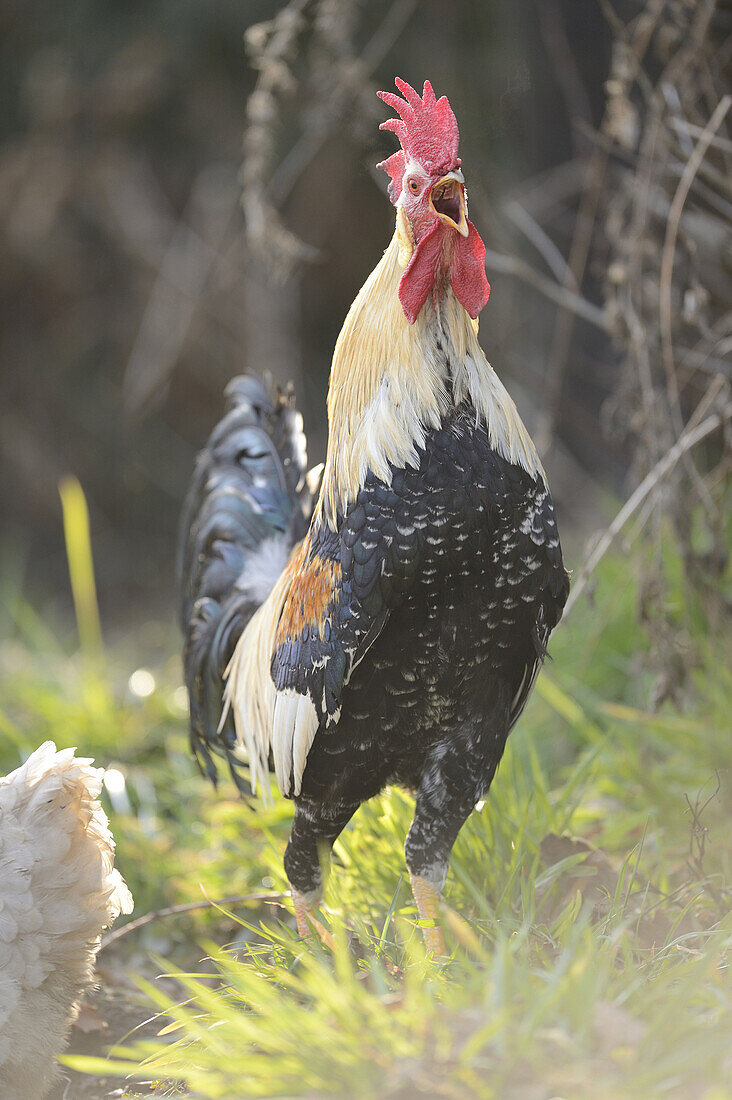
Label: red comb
xmin=377 ymin=78 xmax=460 ymax=201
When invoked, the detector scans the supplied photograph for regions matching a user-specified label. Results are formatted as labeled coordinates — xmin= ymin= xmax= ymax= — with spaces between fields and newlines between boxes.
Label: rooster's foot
xmin=410 ymin=873 xmax=447 ymax=959
xmin=291 ymin=888 xmax=335 ymax=950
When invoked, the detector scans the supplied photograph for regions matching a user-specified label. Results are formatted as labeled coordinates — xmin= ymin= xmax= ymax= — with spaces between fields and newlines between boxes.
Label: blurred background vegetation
xmin=1 ymin=0 xmax=730 ymax=1096
xmin=2 ymin=0 xmax=616 ymax=624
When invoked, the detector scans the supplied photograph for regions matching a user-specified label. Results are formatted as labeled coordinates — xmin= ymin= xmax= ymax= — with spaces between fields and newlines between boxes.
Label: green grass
xmin=1 ymin=493 xmax=730 ymax=1099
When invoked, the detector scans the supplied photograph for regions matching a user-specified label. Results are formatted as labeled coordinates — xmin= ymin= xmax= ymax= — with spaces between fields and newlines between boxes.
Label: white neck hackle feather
xmin=316 ymin=228 xmax=542 ymax=527
xmin=224 ymin=222 xmax=543 ymax=800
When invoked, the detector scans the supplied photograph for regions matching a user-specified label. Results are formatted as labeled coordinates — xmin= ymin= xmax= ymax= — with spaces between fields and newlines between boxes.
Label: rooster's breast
xmin=298 ymin=407 xmax=567 ymax=805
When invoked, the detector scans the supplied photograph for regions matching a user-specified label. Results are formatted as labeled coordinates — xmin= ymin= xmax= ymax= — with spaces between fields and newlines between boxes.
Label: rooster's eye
xmin=407 ymin=179 xmax=419 ymax=194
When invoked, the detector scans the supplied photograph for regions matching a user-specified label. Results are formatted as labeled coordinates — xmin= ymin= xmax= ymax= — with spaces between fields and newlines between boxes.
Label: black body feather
xmin=273 ymin=406 xmax=568 ymax=894
xmin=179 ymin=377 xmax=568 ymax=901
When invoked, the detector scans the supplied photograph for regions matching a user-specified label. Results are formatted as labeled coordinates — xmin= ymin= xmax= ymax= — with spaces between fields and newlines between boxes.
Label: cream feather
xmin=223 ymin=561 xmax=295 ymax=804
xmin=0 ymin=741 xmax=133 ymax=1100
xmin=316 ymin=232 xmax=542 ymax=528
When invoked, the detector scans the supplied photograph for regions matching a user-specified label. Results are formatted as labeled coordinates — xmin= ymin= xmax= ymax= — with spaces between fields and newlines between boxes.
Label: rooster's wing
xmin=269 ymin=478 xmax=421 ymax=795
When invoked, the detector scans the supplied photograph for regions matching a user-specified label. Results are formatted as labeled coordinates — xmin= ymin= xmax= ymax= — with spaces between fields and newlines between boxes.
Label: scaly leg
xmin=410 ymin=872 xmax=447 ymax=958
xmin=405 ymin=738 xmax=499 ymax=959
xmin=291 ymin=886 xmax=336 ymax=949
xmin=285 ymin=799 xmax=359 ymax=949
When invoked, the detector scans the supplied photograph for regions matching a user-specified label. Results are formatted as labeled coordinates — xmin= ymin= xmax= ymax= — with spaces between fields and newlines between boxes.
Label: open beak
xmin=430 ymin=170 xmax=468 ymax=237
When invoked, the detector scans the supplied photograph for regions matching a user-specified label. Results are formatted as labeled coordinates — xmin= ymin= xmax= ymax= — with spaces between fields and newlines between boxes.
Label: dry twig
xmin=564 ymin=398 xmax=731 ymax=618
xmin=659 ymin=94 xmax=731 ymax=432
xmin=100 ymin=892 xmax=287 ymax=952
xmin=482 ymin=246 xmax=610 ymax=333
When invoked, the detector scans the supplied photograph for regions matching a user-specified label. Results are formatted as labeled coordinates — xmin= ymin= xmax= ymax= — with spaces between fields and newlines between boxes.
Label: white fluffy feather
xmin=235 ymin=534 xmax=293 ymax=605
xmin=0 ymin=742 xmax=133 ymax=1100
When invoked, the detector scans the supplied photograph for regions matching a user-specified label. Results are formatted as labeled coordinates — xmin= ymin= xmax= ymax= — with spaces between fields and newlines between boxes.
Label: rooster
xmin=0 ymin=742 xmax=133 ymax=1099
xmin=180 ymin=79 xmax=569 ymax=955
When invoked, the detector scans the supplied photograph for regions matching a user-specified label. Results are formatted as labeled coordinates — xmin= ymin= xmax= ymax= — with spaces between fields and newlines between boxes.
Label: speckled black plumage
xmin=273 ymin=405 xmax=568 ymax=897
xmin=180 ymin=378 xmax=568 ymax=904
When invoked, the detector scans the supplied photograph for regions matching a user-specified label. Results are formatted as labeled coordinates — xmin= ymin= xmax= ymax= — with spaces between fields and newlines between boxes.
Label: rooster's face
xmin=399 ymin=165 xmax=468 ymax=245
xmin=378 ymin=78 xmax=490 ymax=324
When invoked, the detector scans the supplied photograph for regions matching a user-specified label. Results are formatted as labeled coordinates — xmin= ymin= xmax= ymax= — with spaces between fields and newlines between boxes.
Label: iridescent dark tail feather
xmin=178 ymin=375 xmax=310 ymax=791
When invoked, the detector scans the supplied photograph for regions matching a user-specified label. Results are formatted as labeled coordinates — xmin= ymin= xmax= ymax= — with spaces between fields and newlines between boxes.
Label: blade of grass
xmin=59 ymin=475 xmax=104 ymax=664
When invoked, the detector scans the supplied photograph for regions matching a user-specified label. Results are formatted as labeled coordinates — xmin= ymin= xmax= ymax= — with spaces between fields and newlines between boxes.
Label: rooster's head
xmin=378 ymin=78 xmax=490 ymax=324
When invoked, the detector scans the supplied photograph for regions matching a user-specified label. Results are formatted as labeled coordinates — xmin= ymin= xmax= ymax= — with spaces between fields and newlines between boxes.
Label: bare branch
xmin=100 ymin=892 xmax=287 ymax=952
xmin=503 ymin=199 xmax=576 ymax=287
xmin=564 ymin=399 xmax=731 ymax=618
xmin=659 ymin=94 xmax=731 ymax=428
xmin=482 ymin=247 xmax=609 ymax=332
xmin=669 ymin=115 xmax=732 ymax=156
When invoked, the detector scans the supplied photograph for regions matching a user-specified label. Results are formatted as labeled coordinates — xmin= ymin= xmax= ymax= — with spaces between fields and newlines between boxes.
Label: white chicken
xmin=0 ymin=741 xmax=133 ymax=1100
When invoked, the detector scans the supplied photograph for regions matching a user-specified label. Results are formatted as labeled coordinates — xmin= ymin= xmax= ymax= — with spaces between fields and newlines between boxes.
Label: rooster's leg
xmin=285 ymin=799 xmax=359 ymax=947
xmin=406 ymin=744 xmax=497 ymax=959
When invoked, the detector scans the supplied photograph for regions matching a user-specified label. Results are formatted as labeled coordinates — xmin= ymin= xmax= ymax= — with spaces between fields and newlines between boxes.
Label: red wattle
xmin=398 ymin=219 xmax=491 ymax=324
xmin=450 ymin=221 xmax=490 ymax=319
xmin=398 ymin=222 xmax=443 ymax=324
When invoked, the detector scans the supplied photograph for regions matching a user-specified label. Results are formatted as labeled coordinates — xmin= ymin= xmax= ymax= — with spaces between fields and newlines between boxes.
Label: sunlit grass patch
xmin=1 ymin=491 xmax=730 ymax=1097
xmin=63 ymin=896 xmax=732 ymax=1099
